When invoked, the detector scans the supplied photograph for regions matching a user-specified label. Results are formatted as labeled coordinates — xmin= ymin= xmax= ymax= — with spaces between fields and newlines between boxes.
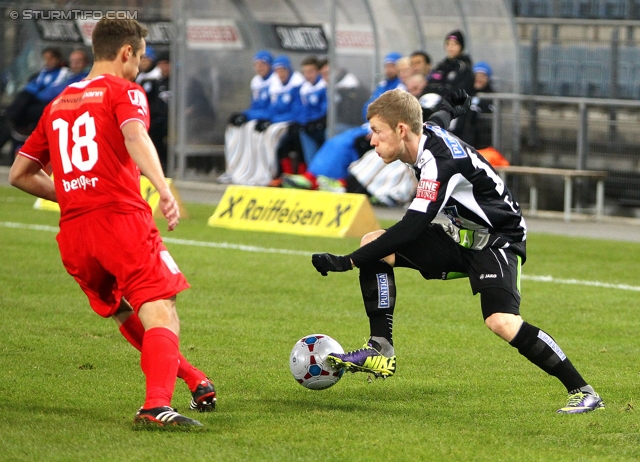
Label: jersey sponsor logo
xmin=377 ymin=273 xmax=390 ymax=308
xmin=428 ymin=125 xmax=466 ymax=158
xmin=61 ymin=174 xmax=98 ymax=192
xmin=128 ymin=89 xmax=148 ymax=116
xmin=416 ymin=179 xmax=440 ymax=201
xmin=50 ymin=88 xmax=106 ymax=113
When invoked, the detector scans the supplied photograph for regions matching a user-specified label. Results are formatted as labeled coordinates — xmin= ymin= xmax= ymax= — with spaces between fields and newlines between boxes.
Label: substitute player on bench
xmin=311 ymin=89 xmax=604 ymax=414
xmin=9 ymin=18 xmax=215 ymax=427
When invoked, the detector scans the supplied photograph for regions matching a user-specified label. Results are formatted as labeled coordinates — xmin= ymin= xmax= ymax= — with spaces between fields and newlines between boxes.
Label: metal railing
xmin=478 ymin=92 xmax=640 ymax=216
xmin=482 ymin=92 xmax=640 ymax=165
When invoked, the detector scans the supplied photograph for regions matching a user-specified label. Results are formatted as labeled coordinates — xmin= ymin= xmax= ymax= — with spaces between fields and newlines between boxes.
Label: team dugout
xmin=0 ymin=0 xmax=516 ymax=178
xmin=169 ymin=0 xmax=517 ymax=177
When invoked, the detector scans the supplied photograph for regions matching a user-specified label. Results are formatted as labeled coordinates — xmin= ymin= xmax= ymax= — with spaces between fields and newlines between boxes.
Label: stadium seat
xmin=537 ymin=58 xmax=554 ymax=95
xmin=617 ymin=61 xmax=633 ymax=98
xmin=519 ymin=0 xmax=552 ymax=16
xmin=633 ymin=0 xmax=640 ymax=19
xmin=577 ymin=47 xmax=610 ymax=97
xmin=631 ymin=63 xmax=640 ymax=99
xmin=600 ymin=0 xmax=628 ymax=18
xmin=537 ymin=45 xmax=562 ymax=95
xmin=555 ymin=61 xmax=580 ymax=96
xmin=558 ymin=0 xmax=579 ymax=17
xmin=579 ymin=61 xmax=608 ymax=97
xmin=577 ymin=0 xmax=599 ymax=18
xmin=618 ymin=47 xmax=640 ymax=98
xmin=553 ymin=46 xmax=583 ymax=96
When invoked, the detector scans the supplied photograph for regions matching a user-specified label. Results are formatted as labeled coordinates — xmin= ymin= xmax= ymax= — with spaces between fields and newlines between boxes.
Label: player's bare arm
xmin=122 ymin=120 xmax=179 ymax=231
xmin=9 ymin=155 xmax=57 ymax=202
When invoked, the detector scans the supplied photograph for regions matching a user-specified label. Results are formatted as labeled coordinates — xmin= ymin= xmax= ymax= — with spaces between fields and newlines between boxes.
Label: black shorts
xmin=393 ymin=224 xmax=522 ymax=316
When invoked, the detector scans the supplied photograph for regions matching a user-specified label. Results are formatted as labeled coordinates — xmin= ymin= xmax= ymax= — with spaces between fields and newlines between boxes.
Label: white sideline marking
xmin=2 ymin=221 xmax=640 ymax=292
xmin=521 ymin=274 xmax=640 ymax=292
xmin=162 ymin=237 xmax=310 ymax=256
xmin=1 ymin=221 xmax=60 ymax=233
xmin=0 ymin=221 xmax=309 ymax=256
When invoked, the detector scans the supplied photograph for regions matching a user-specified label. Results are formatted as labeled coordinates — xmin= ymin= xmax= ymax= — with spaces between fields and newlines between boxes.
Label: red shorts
xmin=56 ymin=209 xmax=190 ymax=317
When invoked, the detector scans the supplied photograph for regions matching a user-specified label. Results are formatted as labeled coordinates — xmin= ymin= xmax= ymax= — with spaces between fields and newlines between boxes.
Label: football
xmin=289 ymin=334 xmax=345 ymax=390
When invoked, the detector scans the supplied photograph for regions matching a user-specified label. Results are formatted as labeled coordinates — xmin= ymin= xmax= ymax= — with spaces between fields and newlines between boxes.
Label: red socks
xmin=280 ymin=157 xmax=307 ymax=175
xmin=119 ymin=314 xmax=207 ymax=392
xmin=303 ymin=171 xmax=318 ymax=189
xmin=141 ymin=327 xmax=179 ymax=409
xmin=119 ymin=315 xmax=144 ymax=350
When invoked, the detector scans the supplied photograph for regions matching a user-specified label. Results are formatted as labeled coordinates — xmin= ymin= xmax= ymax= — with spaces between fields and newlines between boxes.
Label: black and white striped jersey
xmin=350 ymin=121 xmax=527 ymax=267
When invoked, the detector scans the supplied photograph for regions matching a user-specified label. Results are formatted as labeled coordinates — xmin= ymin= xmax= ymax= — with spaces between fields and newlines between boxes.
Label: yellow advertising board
xmin=34 ymin=176 xmax=186 ymax=218
xmin=208 ymin=185 xmax=380 ymax=238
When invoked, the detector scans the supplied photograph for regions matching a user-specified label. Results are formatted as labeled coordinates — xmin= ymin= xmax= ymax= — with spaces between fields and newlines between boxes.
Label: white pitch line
xmin=1 ymin=221 xmax=60 ymax=233
xmin=0 ymin=221 xmax=310 ymax=256
xmin=521 ymin=274 xmax=640 ymax=292
xmin=162 ymin=237 xmax=310 ymax=256
xmin=3 ymin=221 xmax=640 ymax=292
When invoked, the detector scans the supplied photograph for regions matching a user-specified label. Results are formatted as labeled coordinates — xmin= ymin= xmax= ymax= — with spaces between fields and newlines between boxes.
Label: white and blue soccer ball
xmin=289 ymin=334 xmax=345 ymax=390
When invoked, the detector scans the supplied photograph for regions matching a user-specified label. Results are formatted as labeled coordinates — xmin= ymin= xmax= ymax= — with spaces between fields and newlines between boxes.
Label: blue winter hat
xmin=473 ymin=61 xmax=492 ymax=78
xmin=143 ymin=45 xmax=156 ymax=61
xmin=383 ymin=51 xmax=403 ymax=64
xmin=272 ymin=54 xmax=292 ymax=72
xmin=253 ymin=49 xmax=273 ymax=66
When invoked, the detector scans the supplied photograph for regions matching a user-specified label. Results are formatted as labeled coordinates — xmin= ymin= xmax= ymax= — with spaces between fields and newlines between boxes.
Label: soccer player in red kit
xmin=9 ymin=18 xmax=215 ymax=427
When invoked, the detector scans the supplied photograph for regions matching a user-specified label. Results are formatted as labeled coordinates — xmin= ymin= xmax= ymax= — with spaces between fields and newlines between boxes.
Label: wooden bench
xmin=494 ymin=166 xmax=608 ymax=222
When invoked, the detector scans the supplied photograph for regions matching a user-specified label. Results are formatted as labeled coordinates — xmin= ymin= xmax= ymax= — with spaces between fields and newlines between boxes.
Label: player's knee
xmin=111 ymin=298 xmax=135 ymax=326
xmin=484 ymin=312 xmax=522 ymax=341
xmin=138 ymin=297 xmax=180 ymax=336
xmin=360 ymin=229 xmax=385 ymax=247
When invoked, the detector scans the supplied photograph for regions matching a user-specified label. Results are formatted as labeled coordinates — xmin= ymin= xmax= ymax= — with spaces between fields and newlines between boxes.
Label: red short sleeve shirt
xmin=19 ymin=74 xmax=152 ymax=223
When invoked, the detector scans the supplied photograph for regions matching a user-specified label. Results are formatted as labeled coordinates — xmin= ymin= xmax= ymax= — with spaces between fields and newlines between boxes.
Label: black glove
xmin=228 ymin=113 xmax=247 ymax=126
xmin=311 ymin=253 xmax=353 ymax=276
xmin=255 ymin=119 xmax=271 ymax=132
xmin=440 ymin=89 xmax=471 ymax=118
xmin=304 ymin=119 xmax=326 ymax=133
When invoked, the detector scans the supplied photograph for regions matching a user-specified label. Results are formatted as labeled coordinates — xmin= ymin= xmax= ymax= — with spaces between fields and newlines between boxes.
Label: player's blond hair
xmin=92 ymin=18 xmax=148 ymax=61
xmin=366 ymin=89 xmax=423 ymax=135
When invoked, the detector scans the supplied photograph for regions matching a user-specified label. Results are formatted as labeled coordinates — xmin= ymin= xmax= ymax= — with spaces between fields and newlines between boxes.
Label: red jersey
xmin=19 ymin=74 xmax=152 ymax=223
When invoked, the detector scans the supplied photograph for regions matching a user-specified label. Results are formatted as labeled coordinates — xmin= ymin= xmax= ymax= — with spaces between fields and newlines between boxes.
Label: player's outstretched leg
xmin=507 ymin=319 xmax=604 ymax=414
xmin=482 ymin=288 xmax=604 ymax=414
xmin=328 ymin=260 xmax=397 ymax=378
xmin=115 ymin=302 xmax=217 ymax=411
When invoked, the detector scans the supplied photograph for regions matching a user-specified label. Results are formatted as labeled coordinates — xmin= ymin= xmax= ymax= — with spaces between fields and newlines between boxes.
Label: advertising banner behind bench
xmin=34 ymin=176 xmax=187 ymax=218
xmin=208 ymin=186 xmax=379 ymax=238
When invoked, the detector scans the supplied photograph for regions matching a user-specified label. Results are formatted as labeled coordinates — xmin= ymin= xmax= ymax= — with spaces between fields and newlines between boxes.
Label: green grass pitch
xmin=1 ymin=184 xmax=640 ymax=461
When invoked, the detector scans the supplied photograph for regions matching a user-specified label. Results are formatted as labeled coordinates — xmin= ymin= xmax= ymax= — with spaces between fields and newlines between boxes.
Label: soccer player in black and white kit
xmin=312 ymin=89 xmax=604 ymax=414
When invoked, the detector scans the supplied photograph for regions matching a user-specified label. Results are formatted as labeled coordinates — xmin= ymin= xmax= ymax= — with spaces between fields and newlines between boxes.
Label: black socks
xmin=359 ymin=260 xmax=396 ymax=345
xmin=510 ymin=321 xmax=588 ymax=392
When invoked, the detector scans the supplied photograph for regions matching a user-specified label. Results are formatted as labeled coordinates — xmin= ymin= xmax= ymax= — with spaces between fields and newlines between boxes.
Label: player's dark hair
xmin=318 ymin=58 xmax=328 ymax=69
xmin=42 ymin=47 xmax=63 ymax=61
xmin=91 ymin=18 xmax=148 ymax=61
xmin=410 ymin=50 xmax=431 ymax=65
xmin=71 ymin=48 xmax=89 ymax=62
xmin=301 ymin=56 xmax=320 ymax=68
